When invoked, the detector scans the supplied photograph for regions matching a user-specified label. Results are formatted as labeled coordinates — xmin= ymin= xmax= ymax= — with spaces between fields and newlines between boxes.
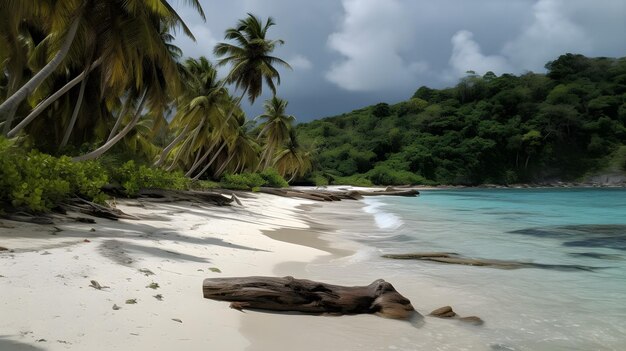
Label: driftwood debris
xmin=429 ymin=306 xmax=484 ymax=325
xmin=382 ymin=252 xmax=602 ymax=271
xmin=135 ymin=189 xmax=233 ymax=206
xmin=61 ymin=197 xmax=138 ymax=221
xmin=202 ymin=276 xmax=419 ymax=320
xmin=257 ymin=187 xmax=419 ymax=202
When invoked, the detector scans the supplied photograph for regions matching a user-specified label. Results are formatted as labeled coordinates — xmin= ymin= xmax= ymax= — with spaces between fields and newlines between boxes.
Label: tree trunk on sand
xmin=59 ymin=69 xmax=90 ymax=149
xmin=203 ymin=276 xmax=419 ymax=320
xmin=192 ymin=141 xmax=228 ymax=180
xmin=0 ymin=12 xmax=82 ymax=121
xmin=73 ymin=92 xmax=148 ymax=162
xmin=7 ymin=58 xmax=102 ymax=138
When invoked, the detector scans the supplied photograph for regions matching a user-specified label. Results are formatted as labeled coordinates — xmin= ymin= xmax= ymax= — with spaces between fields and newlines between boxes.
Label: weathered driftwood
xmin=429 ymin=306 xmax=484 ymax=325
xmin=359 ymin=189 xmax=419 ymax=197
xmin=203 ymin=276 xmax=419 ymax=320
xmin=63 ymin=197 xmax=138 ymax=220
xmin=257 ymin=187 xmax=417 ymax=202
xmin=136 ymin=189 xmax=233 ymax=206
xmin=382 ymin=252 xmax=602 ymax=271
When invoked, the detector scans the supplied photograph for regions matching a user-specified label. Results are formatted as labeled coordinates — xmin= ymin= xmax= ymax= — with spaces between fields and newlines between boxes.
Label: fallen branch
xmin=203 ymin=276 xmax=419 ymax=320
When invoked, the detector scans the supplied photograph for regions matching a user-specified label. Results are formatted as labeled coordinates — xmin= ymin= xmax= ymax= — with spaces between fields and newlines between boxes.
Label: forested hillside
xmin=297 ymin=54 xmax=626 ymax=186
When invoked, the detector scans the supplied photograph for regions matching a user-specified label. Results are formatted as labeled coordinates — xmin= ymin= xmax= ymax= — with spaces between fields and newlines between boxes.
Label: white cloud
xmin=325 ymin=0 xmax=427 ymax=92
xmin=288 ymin=54 xmax=313 ymax=70
xmin=447 ymin=30 xmax=512 ymax=80
xmin=502 ymin=0 xmax=592 ymax=72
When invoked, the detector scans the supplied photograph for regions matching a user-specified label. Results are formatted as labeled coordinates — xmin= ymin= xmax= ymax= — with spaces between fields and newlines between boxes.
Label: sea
xmin=304 ymin=188 xmax=626 ymax=351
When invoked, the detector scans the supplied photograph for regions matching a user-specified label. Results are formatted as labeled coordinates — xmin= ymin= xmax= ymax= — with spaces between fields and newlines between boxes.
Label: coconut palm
xmin=188 ymin=14 xmax=291 ymax=172
xmin=160 ymin=57 xmax=235 ymax=175
xmin=214 ymin=13 xmax=291 ymax=104
xmin=256 ymin=96 xmax=295 ymax=170
xmin=273 ymin=129 xmax=313 ymax=183
xmin=0 ymin=0 xmax=84 ymax=123
xmin=214 ymin=119 xmax=260 ymax=177
xmin=2 ymin=0 xmax=204 ymax=145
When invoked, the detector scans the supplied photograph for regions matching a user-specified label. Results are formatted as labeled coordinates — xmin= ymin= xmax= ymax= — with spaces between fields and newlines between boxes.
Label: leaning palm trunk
xmin=166 ymin=119 xmax=205 ymax=171
xmin=198 ymin=89 xmax=246 ymax=161
xmin=185 ymin=146 xmax=213 ymax=177
xmin=192 ymin=141 xmax=228 ymax=180
xmin=2 ymin=105 xmax=19 ymax=136
xmin=107 ymin=98 xmax=132 ymax=142
xmin=73 ymin=92 xmax=148 ymax=162
xmin=287 ymin=169 xmax=299 ymax=183
xmin=2 ymin=70 xmax=24 ymax=135
xmin=215 ymin=151 xmax=237 ymax=178
xmin=154 ymin=124 xmax=189 ymax=166
xmin=59 ymin=69 xmax=90 ymax=149
xmin=7 ymin=58 xmax=102 ymax=138
xmin=0 ymin=12 xmax=83 ymax=121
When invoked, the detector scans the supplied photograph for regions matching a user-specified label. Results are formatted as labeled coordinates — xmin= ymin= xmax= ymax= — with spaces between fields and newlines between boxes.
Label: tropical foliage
xmin=297 ymin=54 xmax=626 ymax=185
xmin=0 ymin=4 xmax=309 ymax=213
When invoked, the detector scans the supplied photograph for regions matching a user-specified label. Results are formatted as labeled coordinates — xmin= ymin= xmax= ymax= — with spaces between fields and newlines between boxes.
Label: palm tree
xmin=159 ymin=57 xmax=235 ymax=175
xmin=256 ymin=96 xmax=295 ymax=171
xmin=188 ymin=13 xmax=291 ymax=172
xmin=2 ymin=0 xmax=205 ymax=146
xmin=0 ymin=0 xmax=84 ymax=123
xmin=273 ymin=129 xmax=313 ymax=183
xmin=214 ymin=14 xmax=291 ymax=104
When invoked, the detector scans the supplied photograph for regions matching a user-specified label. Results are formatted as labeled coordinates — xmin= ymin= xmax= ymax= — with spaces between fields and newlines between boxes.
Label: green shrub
xmin=191 ymin=180 xmax=220 ymax=190
xmin=333 ymin=174 xmax=373 ymax=187
xmin=112 ymin=161 xmax=190 ymax=196
xmin=306 ymin=172 xmax=329 ymax=186
xmin=365 ymin=165 xmax=429 ymax=185
xmin=220 ymin=173 xmax=265 ymax=190
xmin=259 ymin=168 xmax=288 ymax=188
xmin=0 ymin=138 xmax=108 ymax=212
xmin=220 ymin=170 xmax=288 ymax=190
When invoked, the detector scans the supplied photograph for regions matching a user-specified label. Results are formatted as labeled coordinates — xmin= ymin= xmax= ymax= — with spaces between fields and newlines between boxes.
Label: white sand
xmin=0 ymin=194 xmax=329 ymax=350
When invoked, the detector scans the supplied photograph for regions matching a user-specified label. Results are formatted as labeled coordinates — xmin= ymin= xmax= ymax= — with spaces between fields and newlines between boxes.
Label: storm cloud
xmin=171 ymin=0 xmax=626 ymax=121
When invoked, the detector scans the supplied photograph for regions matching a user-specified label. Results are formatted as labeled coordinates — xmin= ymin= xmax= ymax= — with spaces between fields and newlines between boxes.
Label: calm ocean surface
xmin=308 ymin=188 xmax=626 ymax=350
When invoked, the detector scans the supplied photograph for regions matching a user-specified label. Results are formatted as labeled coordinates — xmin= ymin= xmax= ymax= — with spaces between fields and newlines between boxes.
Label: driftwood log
xmin=382 ymin=252 xmax=602 ymax=271
xmin=257 ymin=187 xmax=419 ymax=202
xmin=203 ymin=276 xmax=419 ymax=320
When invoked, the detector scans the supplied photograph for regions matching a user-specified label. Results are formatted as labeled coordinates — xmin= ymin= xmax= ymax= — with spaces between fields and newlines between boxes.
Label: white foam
xmin=362 ymin=198 xmax=404 ymax=230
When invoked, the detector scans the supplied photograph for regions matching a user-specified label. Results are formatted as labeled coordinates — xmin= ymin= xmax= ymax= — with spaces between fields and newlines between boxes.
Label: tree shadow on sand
xmin=0 ymin=338 xmax=47 ymax=351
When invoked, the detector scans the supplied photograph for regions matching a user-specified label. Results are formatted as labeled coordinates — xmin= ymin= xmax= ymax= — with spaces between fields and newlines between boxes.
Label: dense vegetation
xmin=298 ymin=54 xmax=626 ymax=185
xmin=0 ymin=2 xmax=311 ymax=212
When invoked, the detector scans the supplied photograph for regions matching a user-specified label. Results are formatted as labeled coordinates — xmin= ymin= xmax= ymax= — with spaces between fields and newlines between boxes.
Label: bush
xmin=365 ymin=165 xmax=429 ymax=185
xmin=259 ymin=169 xmax=288 ymax=188
xmin=111 ymin=161 xmax=190 ymax=196
xmin=191 ymin=180 xmax=220 ymax=190
xmin=220 ymin=170 xmax=288 ymax=190
xmin=309 ymin=172 xmax=329 ymax=186
xmin=0 ymin=138 xmax=108 ymax=212
xmin=220 ymin=173 xmax=265 ymax=190
xmin=333 ymin=174 xmax=373 ymax=187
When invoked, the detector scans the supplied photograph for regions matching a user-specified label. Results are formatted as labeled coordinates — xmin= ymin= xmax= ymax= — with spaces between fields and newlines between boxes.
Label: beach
xmin=0 ymin=193 xmax=340 ymax=350
xmin=0 ymin=189 xmax=473 ymax=351
xmin=3 ymin=188 xmax=625 ymax=351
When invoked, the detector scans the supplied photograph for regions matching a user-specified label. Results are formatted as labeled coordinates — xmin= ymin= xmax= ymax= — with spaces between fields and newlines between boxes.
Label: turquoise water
xmin=309 ymin=188 xmax=626 ymax=350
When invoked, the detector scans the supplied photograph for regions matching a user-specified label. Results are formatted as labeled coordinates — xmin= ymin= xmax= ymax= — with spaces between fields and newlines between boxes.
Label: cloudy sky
xmin=171 ymin=0 xmax=626 ymax=122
